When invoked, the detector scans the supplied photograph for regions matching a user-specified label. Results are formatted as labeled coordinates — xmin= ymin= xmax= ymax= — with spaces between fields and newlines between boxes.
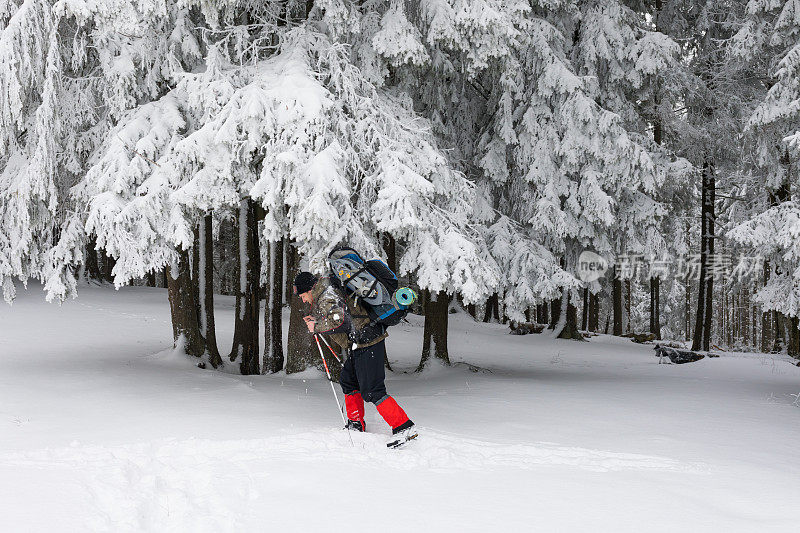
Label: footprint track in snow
xmin=1 ymin=431 xmax=707 ymax=531
xmin=1 ymin=429 xmax=707 ymax=476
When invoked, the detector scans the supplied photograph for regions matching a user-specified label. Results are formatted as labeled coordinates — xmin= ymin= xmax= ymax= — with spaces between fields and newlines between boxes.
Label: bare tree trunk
xmin=649 ymin=277 xmax=661 ymax=340
xmin=692 ymin=161 xmax=714 ymax=352
xmin=218 ymin=220 xmax=229 ymax=295
xmin=589 ymin=292 xmax=599 ymax=332
xmin=483 ymin=293 xmax=500 ymax=323
xmin=685 ymin=274 xmax=692 ymax=341
xmin=549 ymin=296 xmax=561 ymax=329
xmin=771 ymin=151 xmax=794 ymax=355
xmin=284 ymin=238 xmax=295 ymax=306
xmin=762 ymin=310 xmax=773 ymax=353
xmin=581 ymin=287 xmax=589 ymax=330
xmin=263 ymin=238 xmax=285 ymax=374
xmin=725 ymin=289 xmax=732 ymax=347
xmin=557 ymin=291 xmax=584 ymax=340
xmin=742 ymin=290 xmax=750 ymax=347
xmin=380 ymin=233 xmax=396 ymax=371
xmin=199 ymin=215 xmax=222 ymax=368
xmin=537 ymin=302 xmax=549 ymax=324
xmin=285 ymin=242 xmax=316 ymax=374
xmin=772 ymin=311 xmax=785 ymax=353
xmin=649 ymin=57 xmax=663 ymax=342
xmin=382 ymin=233 xmax=397 ymax=272
xmin=102 ymin=250 xmax=116 ymax=283
xmin=734 ymin=290 xmax=740 ymax=346
xmin=624 ymin=279 xmax=632 ymax=334
xmin=788 ymin=316 xmax=800 ymax=359
xmin=703 ymin=177 xmax=716 ymax=350
xmin=418 ymin=290 xmax=450 ymax=370
xmin=85 ymin=235 xmax=101 ymax=281
xmin=167 ymin=249 xmax=205 ymax=357
xmin=191 ymin=225 xmax=201 ymax=330
xmin=229 ymin=199 xmax=261 ymax=375
xmin=613 ymin=277 xmax=623 ymax=336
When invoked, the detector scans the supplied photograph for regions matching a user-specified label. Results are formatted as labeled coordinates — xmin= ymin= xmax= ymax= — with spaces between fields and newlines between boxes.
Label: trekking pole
xmin=318 ymin=334 xmax=342 ymax=364
xmin=313 ymin=334 xmax=353 ymax=446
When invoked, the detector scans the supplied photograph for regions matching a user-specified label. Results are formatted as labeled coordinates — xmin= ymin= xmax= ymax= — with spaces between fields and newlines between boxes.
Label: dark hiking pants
xmin=339 ymin=340 xmax=387 ymax=404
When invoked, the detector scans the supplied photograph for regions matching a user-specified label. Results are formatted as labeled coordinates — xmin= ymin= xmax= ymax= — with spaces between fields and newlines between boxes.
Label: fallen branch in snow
xmin=653 ymin=344 xmax=705 ymax=365
xmin=452 ymin=362 xmax=492 ymax=374
xmin=509 ymin=322 xmax=545 ymax=335
xmin=623 ymin=332 xmax=656 ymax=343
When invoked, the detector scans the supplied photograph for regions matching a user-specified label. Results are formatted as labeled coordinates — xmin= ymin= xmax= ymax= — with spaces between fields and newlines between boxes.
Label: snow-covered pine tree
xmin=468 ymin=1 xmax=688 ymax=339
xmin=0 ymin=0 xmax=86 ymax=304
xmin=249 ymin=23 xmax=502 ymax=371
xmin=676 ymin=0 xmax=770 ymax=351
xmin=343 ymin=1 xmax=576 ymax=355
xmin=64 ymin=1 xmax=286 ymax=371
xmin=729 ymin=0 xmax=800 ymax=356
xmin=2 ymin=1 xmax=501 ymax=373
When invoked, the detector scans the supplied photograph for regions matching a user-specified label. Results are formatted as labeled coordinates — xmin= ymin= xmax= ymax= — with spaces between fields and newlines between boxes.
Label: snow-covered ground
xmin=1 ymin=284 xmax=799 ymax=532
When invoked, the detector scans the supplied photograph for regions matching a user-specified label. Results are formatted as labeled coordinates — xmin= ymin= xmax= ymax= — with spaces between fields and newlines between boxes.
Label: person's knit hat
xmin=293 ymin=271 xmax=317 ymax=295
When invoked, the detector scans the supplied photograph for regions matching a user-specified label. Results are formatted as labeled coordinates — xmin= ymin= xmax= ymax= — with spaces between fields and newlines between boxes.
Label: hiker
xmin=293 ymin=270 xmax=417 ymax=446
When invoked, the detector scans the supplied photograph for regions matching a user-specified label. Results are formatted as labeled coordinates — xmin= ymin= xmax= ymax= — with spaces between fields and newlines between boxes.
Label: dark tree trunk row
xmin=418 ymin=290 xmax=451 ymax=370
xmin=537 ymin=302 xmax=548 ymax=324
xmin=200 ymin=214 xmax=222 ymax=368
xmin=286 ymin=242 xmax=316 ymax=374
xmin=649 ymin=277 xmax=661 ymax=340
xmin=164 ymin=216 xmax=223 ymax=367
xmin=788 ymin=316 xmax=800 ymax=358
xmin=483 ymin=293 xmax=500 ymax=323
xmin=166 ymin=249 xmax=205 ymax=357
xmin=613 ymin=277 xmax=623 ymax=336
xmin=229 ymin=199 xmax=261 ymax=375
xmin=83 ymin=235 xmax=118 ymax=284
xmin=263 ymin=238 xmax=285 ymax=374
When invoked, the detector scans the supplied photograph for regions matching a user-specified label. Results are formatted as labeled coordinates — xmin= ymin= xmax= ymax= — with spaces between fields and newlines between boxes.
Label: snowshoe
xmin=387 ymin=422 xmax=417 ymax=448
xmin=345 ymin=420 xmax=365 ymax=432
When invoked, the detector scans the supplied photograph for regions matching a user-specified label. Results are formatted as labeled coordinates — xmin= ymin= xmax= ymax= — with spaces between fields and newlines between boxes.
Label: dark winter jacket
xmin=309 ymin=276 xmax=387 ymax=353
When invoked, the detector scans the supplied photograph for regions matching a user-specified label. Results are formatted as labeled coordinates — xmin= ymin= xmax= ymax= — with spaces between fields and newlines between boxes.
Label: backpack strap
xmin=328 ymin=275 xmax=369 ymax=320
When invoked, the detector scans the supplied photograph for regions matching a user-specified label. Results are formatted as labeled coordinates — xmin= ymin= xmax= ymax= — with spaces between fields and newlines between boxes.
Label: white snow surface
xmin=1 ymin=285 xmax=799 ymax=532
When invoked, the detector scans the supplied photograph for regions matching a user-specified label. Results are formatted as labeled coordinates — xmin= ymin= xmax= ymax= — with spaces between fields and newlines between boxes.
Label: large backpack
xmin=328 ymin=247 xmax=416 ymax=327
